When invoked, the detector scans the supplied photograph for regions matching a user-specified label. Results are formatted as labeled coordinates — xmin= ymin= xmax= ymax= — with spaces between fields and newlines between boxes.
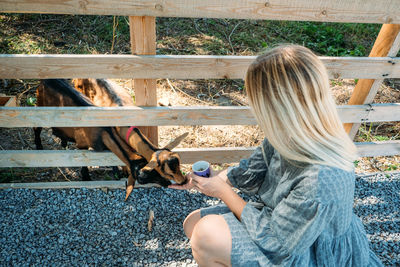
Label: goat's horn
xmin=163 ymin=132 xmax=189 ymax=150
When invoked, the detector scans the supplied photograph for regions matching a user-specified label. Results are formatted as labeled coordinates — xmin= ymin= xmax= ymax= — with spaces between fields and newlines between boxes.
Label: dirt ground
xmin=0 ymin=76 xmax=399 ymax=183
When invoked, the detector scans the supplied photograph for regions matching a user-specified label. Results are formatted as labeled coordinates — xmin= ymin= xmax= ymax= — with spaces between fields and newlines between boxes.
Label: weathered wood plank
xmin=0 ymin=96 xmax=16 ymax=107
xmin=0 ymin=148 xmax=254 ymax=167
xmin=0 ymin=54 xmax=399 ymax=80
xmin=0 ymin=0 xmax=399 ymax=24
xmin=344 ymin=24 xmax=400 ymax=138
xmin=356 ymin=141 xmax=400 ymax=157
xmin=0 ymin=106 xmax=256 ymax=127
xmin=338 ymin=103 xmax=400 ymax=124
xmin=1 ymin=141 xmax=399 ymax=168
xmin=175 ymin=147 xmax=255 ymax=164
xmin=130 ymin=16 xmax=158 ymax=145
xmin=1 ymin=104 xmax=399 ymax=128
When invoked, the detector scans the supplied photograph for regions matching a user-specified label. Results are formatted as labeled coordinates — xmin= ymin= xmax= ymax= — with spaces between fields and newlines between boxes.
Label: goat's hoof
xmin=125 ymin=186 xmax=133 ymax=201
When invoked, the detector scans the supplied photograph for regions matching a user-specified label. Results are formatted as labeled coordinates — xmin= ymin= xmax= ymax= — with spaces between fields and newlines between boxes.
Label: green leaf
xmin=26 ymin=96 xmax=37 ymax=106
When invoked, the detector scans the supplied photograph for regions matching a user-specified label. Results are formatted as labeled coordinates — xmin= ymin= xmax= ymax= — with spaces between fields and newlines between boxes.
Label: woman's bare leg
xmin=190 ymin=214 xmax=232 ymax=267
xmin=183 ymin=209 xmax=202 ymax=239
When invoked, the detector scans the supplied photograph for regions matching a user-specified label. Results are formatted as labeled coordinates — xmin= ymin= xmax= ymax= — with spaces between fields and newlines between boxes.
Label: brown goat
xmin=34 ymin=79 xmax=174 ymax=200
xmin=72 ymin=79 xmax=188 ymax=200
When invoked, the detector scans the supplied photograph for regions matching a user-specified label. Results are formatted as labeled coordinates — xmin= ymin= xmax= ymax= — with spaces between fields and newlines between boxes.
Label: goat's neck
xmin=117 ymin=127 xmax=157 ymax=161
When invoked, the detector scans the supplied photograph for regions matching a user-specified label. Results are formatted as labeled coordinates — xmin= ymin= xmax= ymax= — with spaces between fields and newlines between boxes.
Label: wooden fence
xmin=1 ymin=0 xmax=400 ymax=171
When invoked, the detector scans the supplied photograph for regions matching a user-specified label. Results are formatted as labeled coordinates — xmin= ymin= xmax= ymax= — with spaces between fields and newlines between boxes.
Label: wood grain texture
xmin=1 ymin=141 xmax=399 ymax=168
xmin=344 ymin=24 xmax=400 ymax=135
xmin=0 ymin=96 xmax=16 ymax=107
xmin=1 ymin=0 xmax=399 ymax=23
xmin=1 ymin=54 xmax=399 ymax=80
xmin=129 ymin=16 xmax=156 ymax=55
xmin=0 ymin=106 xmax=256 ymax=127
xmin=347 ymin=25 xmax=400 ymax=106
xmin=356 ymin=141 xmax=400 ymax=157
xmin=1 ymin=104 xmax=399 ymax=127
xmin=130 ymin=16 xmax=158 ymax=145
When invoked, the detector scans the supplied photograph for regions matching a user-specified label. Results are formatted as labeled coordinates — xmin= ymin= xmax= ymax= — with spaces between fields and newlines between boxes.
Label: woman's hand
xmin=189 ymin=172 xmax=231 ymax=198
xmin=168 ymin=168 xmax=230 ymax=198
xmin=169 ymin=168 xmax=247 ymax=219
xmin=168 ymin=175 xmax=196 ymax=190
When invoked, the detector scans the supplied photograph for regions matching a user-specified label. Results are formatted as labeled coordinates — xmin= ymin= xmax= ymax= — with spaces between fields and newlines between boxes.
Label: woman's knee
xmin=183 ymin=209 xmax=202 ymax=239
xmin=191 ymin=214 xmax=232 ymax=254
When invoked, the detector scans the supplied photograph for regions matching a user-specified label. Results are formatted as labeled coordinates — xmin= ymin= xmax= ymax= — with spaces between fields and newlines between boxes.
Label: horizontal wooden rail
xmin=1 ymin=55 xmax=399 ymax=80
xmin=1 ymin=104 xmax=399 ymax=127
xmin=356 ymin=141 xmax=400 ymax=157
xmin=0 ymin=106 xmax=255 ymax=127
xmin=1 ymin=141 xmax=399 ymax=168
xmin=0 ymin=0 xmax=399 ymax=24
xmin=0 ymin=148 xmax=254 ymax=167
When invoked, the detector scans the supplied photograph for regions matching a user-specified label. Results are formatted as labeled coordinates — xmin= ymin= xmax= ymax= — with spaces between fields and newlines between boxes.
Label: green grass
xmin=0 ymin=168 xmax=37 ymax=183
xmin=157 ymin=19 xmax=382 ymax=56
xmin=0 ymin=14 xmax=383 ymax=57
xmin=385 ymin=164 xmax=399 ymax=171
xmin=0 ymin=170 xmax=14 ymax=183
xmin=356 ymin=123 xmax=400 ymax=143
xmin=353 ymin=160 xmax=360 ymax=168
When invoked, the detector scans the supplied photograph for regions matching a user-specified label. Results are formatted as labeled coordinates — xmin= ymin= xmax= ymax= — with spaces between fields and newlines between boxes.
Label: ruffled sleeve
xmin=240 ymin=189 xmax=337 ymax=265
xmin=227 ymin=139 xmax=272 ymax=195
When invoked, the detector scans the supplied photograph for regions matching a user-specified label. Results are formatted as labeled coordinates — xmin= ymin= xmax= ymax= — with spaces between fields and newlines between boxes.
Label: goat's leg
xmin=52 ymin=128 xmax=70 ymax=148
xmin=61 ymin=138 xmax=68 ymax=148
xmin=34 ymin=127 xmax=43 ymax=150
xmin=100 ymin=128 xmax=143 ymax=201
xmin=125 ymin=173 xmax=136 ymax=201
xmin=125 ymin=158 xmax=148 ymax=201
xmin=81 ymin=167 xmax=90 ymax=181
xmin=121 ymin=166 xmax=129 ymax=177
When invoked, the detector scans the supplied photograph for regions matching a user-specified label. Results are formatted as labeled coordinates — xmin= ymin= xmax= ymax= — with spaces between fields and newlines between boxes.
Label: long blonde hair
xmin=245 ymin=45 xmax=357 ymax=171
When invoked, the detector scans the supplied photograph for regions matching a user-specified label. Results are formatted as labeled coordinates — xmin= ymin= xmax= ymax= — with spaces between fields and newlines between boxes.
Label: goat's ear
xmin=142 ymin=158 xmax=157 ymax=171
xmin=163 ymin=132 xmax=189 ymax=150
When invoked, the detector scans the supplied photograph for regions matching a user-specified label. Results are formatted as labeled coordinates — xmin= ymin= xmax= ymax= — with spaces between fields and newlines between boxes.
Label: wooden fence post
xmin=344 ymin=24 xmax=400 ymax=139
xmin=129 ymin=16 xmax=158 ymax=146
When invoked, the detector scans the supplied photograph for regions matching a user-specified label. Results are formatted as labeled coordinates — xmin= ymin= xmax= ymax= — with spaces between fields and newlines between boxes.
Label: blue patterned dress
xmin=200 ymin=139 xmax=383 ymax=266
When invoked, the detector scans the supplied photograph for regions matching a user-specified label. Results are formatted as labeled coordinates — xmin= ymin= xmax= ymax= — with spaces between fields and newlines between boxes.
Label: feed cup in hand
xmin=192 ymin=161 xmax=210 ymax=178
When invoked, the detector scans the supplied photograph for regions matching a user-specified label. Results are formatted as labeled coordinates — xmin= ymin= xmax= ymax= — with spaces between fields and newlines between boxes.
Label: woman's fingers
xmin=169 ymin=172 xmax=213 ymax=192
xmin=168 ymin=176 xmax=194 ymax=190
xmin=188 ymin=173 xmax=201 ymax=183
xmin=168 ymin=184 xmax=186 ymax=190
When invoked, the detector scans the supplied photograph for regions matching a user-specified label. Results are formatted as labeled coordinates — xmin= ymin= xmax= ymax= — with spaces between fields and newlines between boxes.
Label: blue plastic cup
xmin=192 ymin=161 xmax=210 ymax=178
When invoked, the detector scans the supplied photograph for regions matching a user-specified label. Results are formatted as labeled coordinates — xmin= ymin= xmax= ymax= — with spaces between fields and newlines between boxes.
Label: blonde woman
xmin=170 ymin=45 xmax=382 ymax=266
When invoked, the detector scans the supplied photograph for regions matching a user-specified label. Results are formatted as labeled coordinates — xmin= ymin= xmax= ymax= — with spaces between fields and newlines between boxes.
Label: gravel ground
xmin=0 ymin=172 xmax=399 ymax=266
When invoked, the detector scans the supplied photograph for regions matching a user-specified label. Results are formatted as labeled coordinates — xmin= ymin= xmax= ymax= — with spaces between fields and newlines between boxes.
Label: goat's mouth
xmin=177 ymin=179 xmax=188 ymax=186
